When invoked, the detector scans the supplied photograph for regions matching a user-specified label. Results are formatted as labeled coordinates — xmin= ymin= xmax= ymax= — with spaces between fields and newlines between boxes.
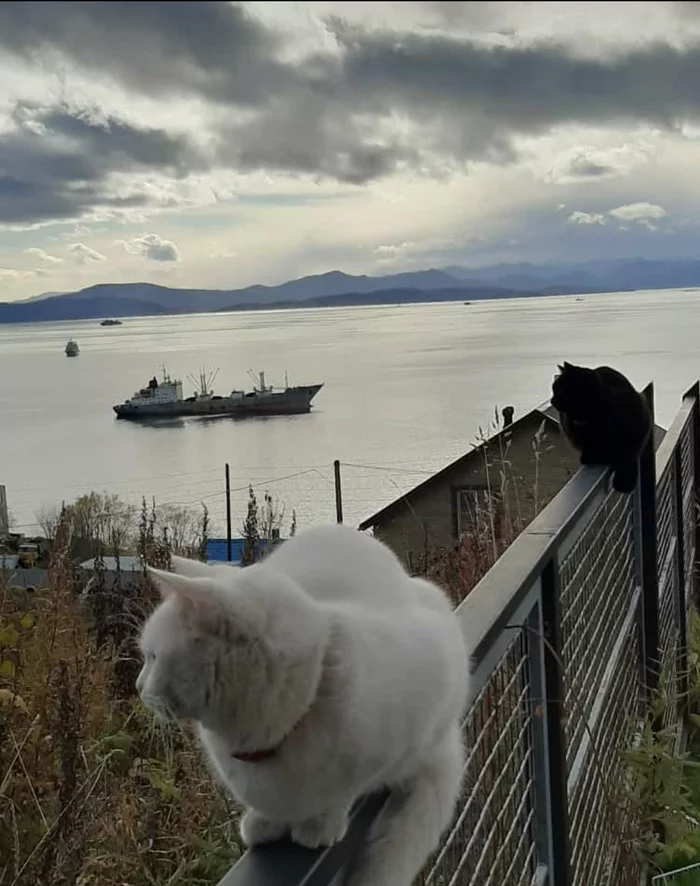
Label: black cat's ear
xmin=563 ymin=361 xmax=573 ymax=369
xmin=557 ymin=363 xmax=565 ymax=372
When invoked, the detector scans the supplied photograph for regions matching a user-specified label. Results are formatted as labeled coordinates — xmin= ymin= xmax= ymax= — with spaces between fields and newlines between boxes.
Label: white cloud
xmin=68 ymin=242 xmax=107 ymax=263
xmin=373 ymin=236 xmax=459 ymax=265
xmin=0 ymin=267 xmax=36 ymax=279
xmin=609 ymin=202 xmax=668 ymax=231
xmin=567 ymin=211 xmax=607 ymax=225
xmin=609 ymin=201 xmax=667 ymax=221
xmin=23 ymin=247 xmax=63 ymax=263
xmin=116 ymin=232 xmax=180 ymax=262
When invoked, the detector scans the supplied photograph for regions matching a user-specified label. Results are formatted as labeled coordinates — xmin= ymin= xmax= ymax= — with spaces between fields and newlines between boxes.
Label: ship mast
xmin=187 ymin=367 xmax=219 ymax=397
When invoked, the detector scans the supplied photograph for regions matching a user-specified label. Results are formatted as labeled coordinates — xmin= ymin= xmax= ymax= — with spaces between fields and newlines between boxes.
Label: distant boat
xmin=100 ymin=318 xmax=122 ymax=326
xmin=65 ymin=340 xmax=80 ymax=357
xmin=113 ymin=367 xmax=323 ymax=420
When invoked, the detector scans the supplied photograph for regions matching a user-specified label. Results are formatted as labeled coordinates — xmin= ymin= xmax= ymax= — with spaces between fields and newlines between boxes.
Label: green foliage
xmin=240 ymin=486 xmax=259 ymax=566
xmin=240 ymin=486 xmax=295 ymax=566
xmin=623 ymin=609 xmax=700 ymax=879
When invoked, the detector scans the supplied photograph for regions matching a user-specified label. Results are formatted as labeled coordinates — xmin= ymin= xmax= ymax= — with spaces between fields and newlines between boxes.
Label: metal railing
xmin=218 ymin=382 xmax=700 ymax=886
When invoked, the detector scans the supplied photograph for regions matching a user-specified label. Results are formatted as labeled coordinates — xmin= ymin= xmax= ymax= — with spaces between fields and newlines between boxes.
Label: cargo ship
xmin=113 ymin=368 xmax=323 ymax=419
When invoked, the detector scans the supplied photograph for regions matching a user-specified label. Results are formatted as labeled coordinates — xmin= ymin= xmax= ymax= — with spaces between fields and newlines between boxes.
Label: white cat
xmin=137 ymin=524 xmax=469 ymax=886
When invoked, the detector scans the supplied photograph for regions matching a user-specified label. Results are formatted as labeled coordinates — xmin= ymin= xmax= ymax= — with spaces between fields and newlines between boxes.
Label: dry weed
xmin=0 ymin=523 xmax=241 ymax=886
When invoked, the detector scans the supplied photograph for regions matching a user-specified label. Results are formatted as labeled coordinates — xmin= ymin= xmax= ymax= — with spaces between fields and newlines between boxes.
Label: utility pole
xmin=225 ymin=463 xmax=232 ymax=562
xmin=334 ymin=459 xmax=343 ymax=524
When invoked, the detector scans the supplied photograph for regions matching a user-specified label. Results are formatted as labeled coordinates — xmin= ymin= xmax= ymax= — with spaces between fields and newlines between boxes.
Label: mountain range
xmin=1 ymin=257 xmax=699 ymax=324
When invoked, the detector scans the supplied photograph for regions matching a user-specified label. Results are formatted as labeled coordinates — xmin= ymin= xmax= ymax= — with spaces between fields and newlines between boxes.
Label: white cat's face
xmin=137 ymin=597 xmax=215 ymax=722
xmin=136 ymin=576 xmax=230 ymax=720
xmin=136 ymin=557 xmax=329 ymax=746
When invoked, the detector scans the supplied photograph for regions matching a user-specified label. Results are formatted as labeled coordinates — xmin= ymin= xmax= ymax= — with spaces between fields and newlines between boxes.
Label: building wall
xmin=372 ymin=416 xmax=578 ymax=569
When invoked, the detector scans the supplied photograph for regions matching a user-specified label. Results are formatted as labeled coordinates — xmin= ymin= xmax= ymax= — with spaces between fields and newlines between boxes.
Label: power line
xmin=11 ymin=468 xmax=325 ymax=529
xmin=8 ymin=463 xmax=334 ymax=495
xmin=341 ymin=461 xmax=435 ymax=476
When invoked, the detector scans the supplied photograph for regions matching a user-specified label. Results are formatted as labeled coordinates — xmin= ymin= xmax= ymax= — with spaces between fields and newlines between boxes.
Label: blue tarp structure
xmin=206 ymin=538 xmax=277 ymax=564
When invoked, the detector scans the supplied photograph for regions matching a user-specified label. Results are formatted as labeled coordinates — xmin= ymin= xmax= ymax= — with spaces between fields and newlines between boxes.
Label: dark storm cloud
xmin=4 ymin=1 xmax=700 ymax=221
xmin=329 ymin=27 xmax=700 ymax=137
xmin=565 ymin=157 xmax=614 ymax=178
xmin=0 ymin=104 xmax=203 ymax=224
xmin=0 ymin=1 xmax=286 ymax=105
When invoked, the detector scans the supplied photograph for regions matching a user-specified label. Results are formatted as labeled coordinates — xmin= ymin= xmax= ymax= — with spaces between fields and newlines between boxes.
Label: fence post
xmin=684 ymin=381 xmax=700 ymax=606
xmin=639 ymin=383 xmax=660 ymax=701
xmin=334 ymin=460 xmax=344 ymax=524
xmin=674 ymin=444 xmax=689 ymax=718
xmin=538 ymin=557 xmax=571 ymax=886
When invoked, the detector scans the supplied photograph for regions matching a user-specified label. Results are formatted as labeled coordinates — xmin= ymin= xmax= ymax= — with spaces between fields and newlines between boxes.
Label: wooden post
xmin=225 ymin=463 xmax=232 ymax=562
xmin=334 ymin=460 xmax=343 ymax=524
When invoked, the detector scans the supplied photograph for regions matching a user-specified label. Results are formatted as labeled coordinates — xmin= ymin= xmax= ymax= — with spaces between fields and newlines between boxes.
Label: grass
xmin=0 ymin=522 xmax=242 ymax=886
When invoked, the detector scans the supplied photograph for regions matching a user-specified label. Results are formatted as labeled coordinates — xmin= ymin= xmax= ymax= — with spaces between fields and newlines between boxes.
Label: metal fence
xmin=218 ymin=382 xmax=700 ymax=886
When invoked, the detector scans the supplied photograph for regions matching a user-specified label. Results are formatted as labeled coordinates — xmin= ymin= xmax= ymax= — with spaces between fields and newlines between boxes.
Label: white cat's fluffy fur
xmin=137 ymin=524 xmax=469 ymax=886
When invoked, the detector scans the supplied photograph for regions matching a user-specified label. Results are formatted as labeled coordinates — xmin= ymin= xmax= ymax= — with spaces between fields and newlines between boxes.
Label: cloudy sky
xmin=2 ymin=1 xmax=700 ymax=301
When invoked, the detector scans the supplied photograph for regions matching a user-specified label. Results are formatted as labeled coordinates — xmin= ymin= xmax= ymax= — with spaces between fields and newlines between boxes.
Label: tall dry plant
xmin=412 ymin=411 xmax=552 ymax=605
xmin=0 ymin=507 xmax=242 ymax=886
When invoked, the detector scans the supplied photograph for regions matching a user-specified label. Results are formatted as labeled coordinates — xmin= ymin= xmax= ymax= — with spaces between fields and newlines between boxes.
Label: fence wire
xmin=559 ymin=490 xmax=637 ymax=771
xmin=421 ymin=634 xmax=539 ymax=886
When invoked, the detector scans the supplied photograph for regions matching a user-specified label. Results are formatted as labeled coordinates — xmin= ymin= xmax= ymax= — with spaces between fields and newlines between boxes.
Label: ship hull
xmin=113 ymin=384 xmax=323 ymax=419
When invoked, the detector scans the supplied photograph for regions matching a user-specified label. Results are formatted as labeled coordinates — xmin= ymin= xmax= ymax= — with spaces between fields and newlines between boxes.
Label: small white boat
xmin=65 ymin=340 xmax=80 ymax=357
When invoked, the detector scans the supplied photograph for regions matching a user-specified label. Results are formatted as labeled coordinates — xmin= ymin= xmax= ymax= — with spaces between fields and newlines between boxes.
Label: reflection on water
xmin=2 ymin=289 xmax=699 ymax=534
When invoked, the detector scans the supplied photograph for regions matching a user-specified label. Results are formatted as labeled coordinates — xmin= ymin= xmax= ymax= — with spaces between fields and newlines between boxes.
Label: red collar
xmin=231 ymin=706 xmax=312 ymax=764
xmin=232 ymin=747 xmax=278 ymax=764
xmin=231 ymin=651 xmax=330 ymax=764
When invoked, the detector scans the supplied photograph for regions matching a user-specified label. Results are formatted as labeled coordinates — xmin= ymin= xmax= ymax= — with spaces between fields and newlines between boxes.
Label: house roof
xmin=358 ymin=401 xmax=666 ymax=530
xmin=359 ymin=404 xmax=557 ymax=530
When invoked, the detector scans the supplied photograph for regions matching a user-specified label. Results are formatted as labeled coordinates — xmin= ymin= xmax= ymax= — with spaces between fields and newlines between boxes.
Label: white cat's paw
xmin=240 ymin=809 xmax=288 ymax=847
xmin=291 ymin=809 xmax=349 ymax=849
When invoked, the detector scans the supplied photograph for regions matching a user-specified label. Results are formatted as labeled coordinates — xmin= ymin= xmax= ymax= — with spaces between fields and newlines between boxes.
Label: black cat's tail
xmin=612 ymin=460 xmax=638 ymax=494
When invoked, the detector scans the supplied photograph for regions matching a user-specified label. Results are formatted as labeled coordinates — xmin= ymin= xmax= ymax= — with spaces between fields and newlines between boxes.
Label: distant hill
xmin=1 ymin=257 xmax=699 ymax=324
xmin=0 ymin=294 xmax=173 ymax=323
xmin=0 ymin=268 xmax=465 ymax=322
xmin=441 ymin=257 xmax=700 ymax=294
xmin=217 ymin=284 xmax=533 ymax=312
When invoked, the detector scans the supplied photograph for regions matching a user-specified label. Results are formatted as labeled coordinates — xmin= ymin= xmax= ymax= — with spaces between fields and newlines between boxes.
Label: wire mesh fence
xmin=420 ymin=632 xmax=539 ymax=886
xmin=421 ymin=387 xmax=696 ymax=886
xmin=559 ymin=489 xmax=637 ymax=772
xmin=218 ymin=384 xmax=700 ymax=886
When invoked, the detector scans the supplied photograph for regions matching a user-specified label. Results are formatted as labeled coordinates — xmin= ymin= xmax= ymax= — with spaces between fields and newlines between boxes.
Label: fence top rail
xmin=655 ymin=394 xmax=695 ymax=480
xmin=456 ymin=464 xmax=608 ymax=667
xmin=217 ymin=793 xmax=388 ymax=886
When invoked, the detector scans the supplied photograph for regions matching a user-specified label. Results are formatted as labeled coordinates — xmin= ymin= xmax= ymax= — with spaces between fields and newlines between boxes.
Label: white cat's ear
xmin=170 ymin=555 xmax=213 ymax=578
xmin=147 ymin=565 xmax=202 ymax=602
xmin=147 ymin=567 xmax=224 ymax=633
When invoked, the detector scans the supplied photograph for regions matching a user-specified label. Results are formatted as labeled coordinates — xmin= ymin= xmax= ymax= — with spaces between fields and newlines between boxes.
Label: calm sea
xmin=2 ymin=288 xmax=698 ymax=537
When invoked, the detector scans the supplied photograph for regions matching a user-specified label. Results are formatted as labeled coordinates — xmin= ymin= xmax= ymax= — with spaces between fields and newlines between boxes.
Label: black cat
xmin=551 ymin=361 xmax=652 ymax=494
